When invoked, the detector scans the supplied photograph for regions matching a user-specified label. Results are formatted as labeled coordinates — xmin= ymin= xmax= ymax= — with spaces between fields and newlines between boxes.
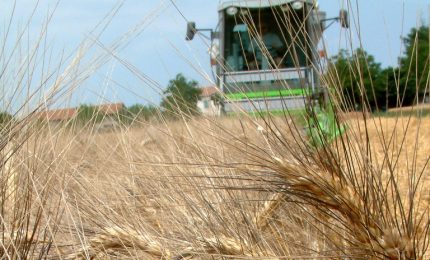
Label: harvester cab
xmin=186 ymin=0 xmax=349 ymax=144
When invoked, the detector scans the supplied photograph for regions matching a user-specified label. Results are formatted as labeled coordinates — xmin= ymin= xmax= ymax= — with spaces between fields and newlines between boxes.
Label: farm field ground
xmin=2 ymin=110 xmax=429 ymax=258
xmin=20 ymin=112 xmax=425 ymax=258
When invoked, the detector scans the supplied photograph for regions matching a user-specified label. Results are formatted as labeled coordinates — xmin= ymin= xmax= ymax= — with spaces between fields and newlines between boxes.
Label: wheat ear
xmin=273 ymin=157 xmax=415 ymax=259
xmin=66 ymin=225 xmax=170 ymax=259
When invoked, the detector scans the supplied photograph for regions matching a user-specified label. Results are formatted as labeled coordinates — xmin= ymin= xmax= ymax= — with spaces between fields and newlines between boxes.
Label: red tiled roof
xmin=36 ymin=103 xmax=125 ymax=121
xmin=200 ymin=86 xmax=219 ymax=97
xmin=37 ymin=108 xmax=77 ymax=121
xmin=98 ymin=103 xmax=125 ymax=114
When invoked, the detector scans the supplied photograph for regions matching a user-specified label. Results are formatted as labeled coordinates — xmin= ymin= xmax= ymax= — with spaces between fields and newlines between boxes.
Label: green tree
xmin=76 ymin=104 xmax=103 ymax=123
xmin=118 ymin=104 xmax=158 ymax=124
xmin=329 ymin=48 xmax=383 ymax=110
xmin=376 ymin=67 xmax=402 ymax=109
xmin=127 ymin=104 xmax=157 ymax=120
xmin=0 ymin=111 xmax=13 ymax=131
xmin=160 ymin=74 xmax=201 ymax=116
xmin=399 ymin=25 xmax=429 ymax=105
xmin=0 ymin=112 xmax=13 ymax=125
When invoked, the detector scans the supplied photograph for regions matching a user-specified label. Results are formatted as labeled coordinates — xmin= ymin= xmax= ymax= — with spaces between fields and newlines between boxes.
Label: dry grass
xmin=2 ymin=94 xmax=429 ymax=259
xmin=388 ymin=104 xmax=430 ymax=113
xmin=21 ymin=113 xmax=424 ymax=259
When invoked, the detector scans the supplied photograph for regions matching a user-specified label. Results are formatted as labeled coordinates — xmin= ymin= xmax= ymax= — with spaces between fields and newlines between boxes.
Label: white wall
xmin=197 ymin=97 xmax=219 ymax=116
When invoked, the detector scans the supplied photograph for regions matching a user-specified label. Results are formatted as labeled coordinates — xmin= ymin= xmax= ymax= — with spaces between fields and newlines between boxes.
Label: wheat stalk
xmin=174 ymin=235 xmax=278 ymax=259
xmin=255 ymin=192 xmax=287 ymax=231
xmin=66 ymin=225 xmax=170 ymax=259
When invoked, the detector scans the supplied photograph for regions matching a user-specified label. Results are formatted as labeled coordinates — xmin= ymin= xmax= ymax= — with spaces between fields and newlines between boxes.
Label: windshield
xmin=223 ymin=4 xmax=311 ymax=72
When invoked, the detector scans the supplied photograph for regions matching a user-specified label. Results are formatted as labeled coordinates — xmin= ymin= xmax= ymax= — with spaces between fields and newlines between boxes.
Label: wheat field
xmin=1 ymin=111 xmax=427 ymax=259
xmin=1 ymin=0 xmax=430 ymax=259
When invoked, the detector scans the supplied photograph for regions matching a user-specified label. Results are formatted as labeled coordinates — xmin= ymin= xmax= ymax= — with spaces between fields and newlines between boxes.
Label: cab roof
xmin=219 ymin=0 xmax=316 ymax=11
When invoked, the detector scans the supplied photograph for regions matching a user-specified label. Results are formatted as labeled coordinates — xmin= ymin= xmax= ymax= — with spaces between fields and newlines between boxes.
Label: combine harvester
xmin=186 ymin=0 xmax=348 ymax=144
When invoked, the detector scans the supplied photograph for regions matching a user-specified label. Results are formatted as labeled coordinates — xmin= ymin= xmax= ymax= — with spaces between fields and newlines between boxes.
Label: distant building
xmin=36 ymin=108 xmax=77 ymax=123
xmin=35 ymin=103 xmax=125 ymax=130
xmin=197 ymin=86 xmax=220 ymax=116
xmin=96 ymin=103 xmax=125 ymax=115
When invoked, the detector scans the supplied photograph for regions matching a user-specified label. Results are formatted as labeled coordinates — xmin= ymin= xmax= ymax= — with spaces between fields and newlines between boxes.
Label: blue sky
xmin=2 ymin=0 xmax=429 ymax=108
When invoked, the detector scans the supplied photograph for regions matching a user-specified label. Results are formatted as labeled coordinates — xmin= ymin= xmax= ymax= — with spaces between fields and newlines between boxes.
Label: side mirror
xmin=186 ymin=21 xmax=196 ymax=41
xmin=339 ymin=9 xmax=349 ymax=28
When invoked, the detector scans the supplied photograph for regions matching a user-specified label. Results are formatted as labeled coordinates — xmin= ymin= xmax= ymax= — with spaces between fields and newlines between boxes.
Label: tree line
xmin=328 ymin=25 xmax=429 ymax=111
